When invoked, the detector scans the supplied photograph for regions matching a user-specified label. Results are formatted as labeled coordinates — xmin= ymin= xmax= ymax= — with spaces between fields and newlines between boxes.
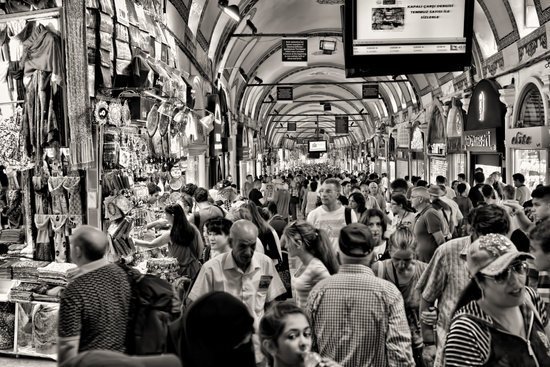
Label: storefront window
xmin=517 ymin=84 xmax=544 ymax=127
xmin=514 ymin=150 xmax=547 ymax=192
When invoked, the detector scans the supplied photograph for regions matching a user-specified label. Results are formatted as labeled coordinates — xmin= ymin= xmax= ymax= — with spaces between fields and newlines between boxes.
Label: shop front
xmin=388 ymin=134 xmax=396 ymax=182
xmin=395 ymin=125 xmax=410 ymax=179
xmin=465 ymin=79 xmax=506 ymax=179
xmin=427 ymin=101 xmax=447 ymax=184
xmin=410 ymin=125 xmax=425 ymax=179
xmin=446 ymin=98 xmax=467 ymax=180
xmin=506 ymin=80 xmax=549 ymax=190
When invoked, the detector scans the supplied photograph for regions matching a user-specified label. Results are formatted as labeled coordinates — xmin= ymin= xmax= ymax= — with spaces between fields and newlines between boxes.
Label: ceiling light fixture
xmin=238 ymin=67 xmax=248 ymax=83
xmin=218 ymin=0 xmax=241 ymax=21
xmin=254 ymin=76 xmax=263 ymax=84
xmin=359 ymin=108 xmax=365 ymax=114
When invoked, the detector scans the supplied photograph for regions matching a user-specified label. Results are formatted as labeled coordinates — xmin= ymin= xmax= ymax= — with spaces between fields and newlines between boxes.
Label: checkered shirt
xmin=306 ymin=264 xmax=415 ymax=367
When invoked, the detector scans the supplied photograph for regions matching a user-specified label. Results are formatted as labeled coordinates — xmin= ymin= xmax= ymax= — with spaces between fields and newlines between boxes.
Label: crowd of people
xmin=55 ymin=164 xmax=550 ymax=367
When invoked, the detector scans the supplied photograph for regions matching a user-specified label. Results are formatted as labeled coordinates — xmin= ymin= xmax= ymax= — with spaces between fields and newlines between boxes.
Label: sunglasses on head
xmin=481 ymin=261 xmax=528 ymax=284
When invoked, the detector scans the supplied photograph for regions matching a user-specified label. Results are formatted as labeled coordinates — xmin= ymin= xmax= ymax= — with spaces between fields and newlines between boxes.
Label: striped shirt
xmin=444 ymin=287 xmax=549 ymax=366
xmin=415 ymin=236 xmax=471 ymax=367
xmin=306 ymin=264 xmax=415 ymax=367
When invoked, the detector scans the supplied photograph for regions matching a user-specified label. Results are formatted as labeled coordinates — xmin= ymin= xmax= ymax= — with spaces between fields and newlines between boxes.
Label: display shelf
xmin=0 ymin=348 xmax=15 ymax=354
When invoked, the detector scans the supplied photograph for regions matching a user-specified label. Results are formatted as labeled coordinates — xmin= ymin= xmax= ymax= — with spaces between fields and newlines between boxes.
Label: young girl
xmin=260 ymin=302 xmax=342 ymax=367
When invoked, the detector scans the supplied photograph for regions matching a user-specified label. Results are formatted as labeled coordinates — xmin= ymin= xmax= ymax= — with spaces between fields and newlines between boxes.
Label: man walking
xmin=307 ymin=178 xmax=357 ymax=251
xmin=513 ymin=173 xmax=531 ymax=205
xmin=188 ymin=220 xmax=286 ymax=364
xmin=58 ymin=226 xmax=132 ymax=365
xmin=411 ymin=187 xmax=446 ymax=262
xmin=306 ymin=223 xmax=414 ymax=367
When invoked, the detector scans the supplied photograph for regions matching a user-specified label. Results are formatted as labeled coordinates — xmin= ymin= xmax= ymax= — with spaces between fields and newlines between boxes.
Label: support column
xmin=500 ymin=88 xmax=515 ymax=184
xmin=198 ymin=153 xmax=206 ymax=188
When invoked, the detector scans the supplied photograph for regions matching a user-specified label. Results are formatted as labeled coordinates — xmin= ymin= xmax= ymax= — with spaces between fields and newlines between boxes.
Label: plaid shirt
xmin=306 ymin=264 xmax=415 ymax=367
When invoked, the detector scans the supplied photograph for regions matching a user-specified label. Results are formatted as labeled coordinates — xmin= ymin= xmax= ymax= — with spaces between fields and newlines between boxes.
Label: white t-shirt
xmin=307 ymin=205 xmax=357 ymax=252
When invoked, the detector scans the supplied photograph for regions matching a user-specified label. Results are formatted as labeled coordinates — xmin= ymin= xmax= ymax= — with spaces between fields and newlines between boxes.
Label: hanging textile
xmin=51 ymin=214 xmax=68 ymax=262
xmin=48 ymin=176 xmax=68 ymax=215
xmin=63 ymin=176 xmax=82 ymax=215
xmin=66 ymin=0 xmax=94 ymax=168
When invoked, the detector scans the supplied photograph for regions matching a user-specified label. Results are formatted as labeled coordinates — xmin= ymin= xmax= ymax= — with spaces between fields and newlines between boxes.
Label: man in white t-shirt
xmin=307 ymin=178 xmax=357 ymax=252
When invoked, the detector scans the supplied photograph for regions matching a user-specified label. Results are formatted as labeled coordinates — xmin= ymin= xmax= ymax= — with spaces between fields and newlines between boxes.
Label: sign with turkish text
xmin=282 ymin=38 xmax=308 ymax=66
xmin=362 ymin=84 xmax=379 ymax=99
xmin=464 ymin=128 xmax=497 ymax=152
xmin=277 ymin=86 xmax=294 ymax=102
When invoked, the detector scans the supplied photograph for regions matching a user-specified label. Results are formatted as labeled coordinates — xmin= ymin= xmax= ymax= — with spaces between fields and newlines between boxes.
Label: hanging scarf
xmin=65 ymin=0 xmax=94 ymax=168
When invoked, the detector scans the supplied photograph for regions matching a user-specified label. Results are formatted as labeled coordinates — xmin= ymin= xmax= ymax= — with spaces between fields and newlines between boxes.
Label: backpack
xmin=118 ymin=261 xmax=179 ymax=355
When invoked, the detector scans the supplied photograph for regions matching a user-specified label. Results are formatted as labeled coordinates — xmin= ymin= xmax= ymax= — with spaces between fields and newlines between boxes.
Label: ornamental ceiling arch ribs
xmin=181 ymin=0 xmax=528 ymax=146
xmin=264 ymin=95 xmax=369 ymax=142
xmin=240 ymin=65 xmax=397 ymax=124
xmin=265 ymin=92 xmax=372 ymax=143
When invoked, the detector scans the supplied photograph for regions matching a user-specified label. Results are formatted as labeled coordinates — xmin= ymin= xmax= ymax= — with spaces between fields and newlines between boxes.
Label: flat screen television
xmin=308 ymin=140 xmax=328 ymax=153
xmin=343 ymin=0 xmax=474 ymax=77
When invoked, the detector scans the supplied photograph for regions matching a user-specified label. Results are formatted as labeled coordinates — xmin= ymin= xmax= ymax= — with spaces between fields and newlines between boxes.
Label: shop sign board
xmin=506 ymin=127 xmax=550 ymax=149
xmin=282 ymin=38 xmax=308 ymax=66
xmin=428 ymin=142 xmax=447 ymax=156
xmin=464 ymin=128 xmax=497 ymax=152
xmin=447 ymin=137 xmax=463 ymax=153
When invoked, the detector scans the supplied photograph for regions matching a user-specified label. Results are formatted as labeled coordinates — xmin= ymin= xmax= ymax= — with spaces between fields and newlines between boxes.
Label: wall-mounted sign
xmin=287 ymin=122 xmax=296 ymax=132
xmin=282 ymin=38 xmax=308 ymax=66
xmin=362 ymin=84 xmax=379 ymax=99
xmin=506 ymin=126 xmax=550 ymax=149
xmin=335 ymin=116 xmax=349 ymax=134
xmin=464 ymin=128 xmax=497 ymax=152
xmin=411 ymin=127 xmax=424 ymax=151
xmin=447 ymin=137 xmax=463 ymax=153
xmin=277 ymin=86 xmax=293 ymax=102
xmin=428 ymin=142 xmax=447 ymax=156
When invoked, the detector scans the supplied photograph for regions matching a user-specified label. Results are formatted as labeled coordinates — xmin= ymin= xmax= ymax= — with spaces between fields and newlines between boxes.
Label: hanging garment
xmin=34 ymin=214 xmax=51 ymax=245
xmin=32 ymin=304 xmax=57 ymax=355
xmin=19 ymin=22 xmax=63 ymax=84
xmin=48 ymin=177 xmax=68 ymax=215
xmin=66 ymin=215 xmax=83 ymax=235
xmin=33 ymin=175 xmax=50 ymax=214
xmin=0 ymin=303 xmax=15 ymax=350
xmin=51 ymin=214 xmax=68 ymax=263
xmin=63 ymin=176 xmax=82 ymax=215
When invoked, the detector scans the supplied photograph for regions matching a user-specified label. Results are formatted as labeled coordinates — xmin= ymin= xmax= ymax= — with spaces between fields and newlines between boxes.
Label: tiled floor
xmin=0 ymin=356 xmax=55 ymax=366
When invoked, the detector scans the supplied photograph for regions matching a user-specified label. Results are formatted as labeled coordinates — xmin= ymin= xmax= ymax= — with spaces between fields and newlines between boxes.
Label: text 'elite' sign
xmin=362 ymin=84 xmax=379 ymax=99
xmin=282 ymin=38 xmax=308 ymax=66
xmin=277 ymin=86 xmax=293 ymax=102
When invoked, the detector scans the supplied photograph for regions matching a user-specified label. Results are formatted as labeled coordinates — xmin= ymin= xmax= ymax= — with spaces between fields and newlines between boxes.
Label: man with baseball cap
xmin=306 ymin=223 xmax=414 ymax=367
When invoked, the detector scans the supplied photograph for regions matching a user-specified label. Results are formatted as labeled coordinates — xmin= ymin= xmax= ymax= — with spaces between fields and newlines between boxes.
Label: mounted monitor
xmin=308 ymin=140 xmax=328 ymax=153
xmin=343 ymin=0 xmax=475 ymax=77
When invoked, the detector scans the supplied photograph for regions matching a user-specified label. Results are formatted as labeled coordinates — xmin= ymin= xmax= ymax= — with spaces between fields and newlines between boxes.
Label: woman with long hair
xmin=247 ymin=202 xmax=283 ymax=264
xmin=348 ymin=192 xmax=368 ymax=223
xmin=363 ymin=208 xmax=391 ymax=262
xmin=260 ymin=302 xmax=341 ymax=367
xmin=372 ymin=227 xmax=428 ymax=366
xmin=390 ymin=194 xmax=416 ymax=232
xmin=281 ymin=221 xmax=338 ymax=308
xmin=444 ymin=234 xmax=549 ymax=366
xmin=133 ymin=204 xmax=203 ymax=279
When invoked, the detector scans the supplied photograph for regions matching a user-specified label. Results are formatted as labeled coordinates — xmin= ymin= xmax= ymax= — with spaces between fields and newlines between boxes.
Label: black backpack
xmin=118 ymin=261 xmax=178 ymax=355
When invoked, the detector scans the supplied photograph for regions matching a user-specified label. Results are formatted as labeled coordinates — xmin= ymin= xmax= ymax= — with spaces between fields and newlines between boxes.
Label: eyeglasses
xmin=482 ymin=261 xmax=528 ymax=284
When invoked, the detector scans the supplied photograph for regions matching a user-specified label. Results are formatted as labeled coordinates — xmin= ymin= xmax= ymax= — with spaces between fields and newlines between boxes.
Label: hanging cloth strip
xmin=62 ymin=176 xmax=82 ymax=215
xmin=66 ymin=0 xmax=94 ymax=168
xmin=48 ymin=176 xmax=68 ymax=215
xmin=33 ymin=175 xmax=50 ymax=214
xmin=51 ymin=214 xmax=68 ymax=263
xmin=35 ymin=213 xmax=53 ymax=262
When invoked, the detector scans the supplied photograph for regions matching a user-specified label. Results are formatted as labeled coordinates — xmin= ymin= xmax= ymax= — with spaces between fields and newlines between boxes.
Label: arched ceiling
xmin=175 ymin=0 xmax=541 ymax=148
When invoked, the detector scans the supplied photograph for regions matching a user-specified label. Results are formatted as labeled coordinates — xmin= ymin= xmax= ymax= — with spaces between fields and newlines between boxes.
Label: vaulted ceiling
xmin=167 ymin=0 xmax=541 ymax=148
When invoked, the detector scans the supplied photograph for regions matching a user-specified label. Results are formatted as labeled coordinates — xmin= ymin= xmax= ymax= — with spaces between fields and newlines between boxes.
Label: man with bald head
xmin=58 ymin=225 xmax=132 ymax=365
xmin=188 ymin=219 xmax=286 ymax=364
